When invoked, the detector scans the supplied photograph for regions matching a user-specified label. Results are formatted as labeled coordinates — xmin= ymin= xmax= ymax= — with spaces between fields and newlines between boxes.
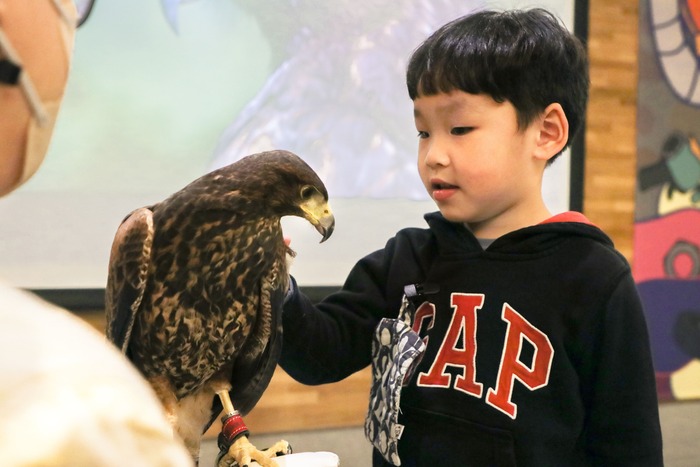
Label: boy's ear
xmin=533 ymin=103 xmax=569 ymax=162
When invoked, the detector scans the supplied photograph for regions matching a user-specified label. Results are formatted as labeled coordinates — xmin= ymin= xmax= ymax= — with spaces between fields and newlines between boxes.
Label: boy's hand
xmin=284 ymin=237 xmax=295 ymax=271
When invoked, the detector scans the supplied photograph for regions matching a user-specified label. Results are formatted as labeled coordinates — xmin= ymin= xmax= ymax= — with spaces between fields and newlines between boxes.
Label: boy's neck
xmin=466 ymin=203 xmax=552 ymax=240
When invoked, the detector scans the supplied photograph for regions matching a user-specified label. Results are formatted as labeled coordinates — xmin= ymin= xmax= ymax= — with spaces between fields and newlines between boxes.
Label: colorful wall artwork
xmin=636 ymin=0 xmax=700 ymax=400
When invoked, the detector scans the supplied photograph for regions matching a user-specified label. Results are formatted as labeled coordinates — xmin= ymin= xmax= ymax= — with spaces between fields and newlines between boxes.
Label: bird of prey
xmin=105 ymin=150 xmax=335 ymax=466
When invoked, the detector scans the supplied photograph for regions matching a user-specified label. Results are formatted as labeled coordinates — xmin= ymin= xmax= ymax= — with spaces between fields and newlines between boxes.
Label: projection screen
xmin=0 ymin=0 xmax=583 ymax=300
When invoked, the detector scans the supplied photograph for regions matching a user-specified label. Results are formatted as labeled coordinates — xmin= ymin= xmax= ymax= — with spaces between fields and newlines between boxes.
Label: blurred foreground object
xmin=0 ymin=282 xmax=193 ymax=466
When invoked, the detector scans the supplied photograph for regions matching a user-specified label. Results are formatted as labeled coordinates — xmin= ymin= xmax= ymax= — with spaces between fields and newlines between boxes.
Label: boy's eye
xmin=416 ymin=131 xmax=429 ymax=139
xmin=451 ymin=127 xmax=473 ymax=136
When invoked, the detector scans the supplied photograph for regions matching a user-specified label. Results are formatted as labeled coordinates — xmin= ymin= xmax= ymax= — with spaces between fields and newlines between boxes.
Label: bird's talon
xmin=259 ymin=440 xmax=292 ymax=460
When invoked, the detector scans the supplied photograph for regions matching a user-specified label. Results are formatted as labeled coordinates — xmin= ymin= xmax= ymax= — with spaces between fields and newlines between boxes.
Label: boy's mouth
xmin=430 ymin=179 xmax=458 ymax=201
xmin=431 ymin=181 xmax=457 ymax=190
xmin=430 ymin=178 xmax=458 ymax=190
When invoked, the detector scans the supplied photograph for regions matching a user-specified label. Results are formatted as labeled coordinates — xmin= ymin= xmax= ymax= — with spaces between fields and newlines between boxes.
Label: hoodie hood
xmin=424 ymin=211 xmax=615 ymax=257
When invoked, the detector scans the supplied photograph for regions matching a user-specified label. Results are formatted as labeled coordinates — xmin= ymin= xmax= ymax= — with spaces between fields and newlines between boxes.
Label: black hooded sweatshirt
xmin=280 ymin=211 xmax=663 ymax=467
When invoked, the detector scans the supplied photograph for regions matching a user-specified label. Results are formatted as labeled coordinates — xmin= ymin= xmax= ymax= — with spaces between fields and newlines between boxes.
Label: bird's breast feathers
xmin=132 ymin=216 xmax=287 ymax=396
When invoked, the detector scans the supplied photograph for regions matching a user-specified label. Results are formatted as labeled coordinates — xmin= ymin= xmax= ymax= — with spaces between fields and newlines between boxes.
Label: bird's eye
xmin=300 ymin=186 xmax=316 ymax=200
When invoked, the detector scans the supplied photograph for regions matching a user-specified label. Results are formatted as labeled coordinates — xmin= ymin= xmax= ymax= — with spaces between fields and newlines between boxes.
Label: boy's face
xmin=414 ymin=90 xmax=548 ymax=238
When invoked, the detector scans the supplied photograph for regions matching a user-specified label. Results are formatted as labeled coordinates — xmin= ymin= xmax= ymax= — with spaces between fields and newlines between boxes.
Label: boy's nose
xmin=423 ymin=140 xmax=450 ymax=168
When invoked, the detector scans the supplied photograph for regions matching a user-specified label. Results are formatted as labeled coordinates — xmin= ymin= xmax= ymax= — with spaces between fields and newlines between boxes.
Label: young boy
xmin=280 ymin=8 xmax=663 ymax=467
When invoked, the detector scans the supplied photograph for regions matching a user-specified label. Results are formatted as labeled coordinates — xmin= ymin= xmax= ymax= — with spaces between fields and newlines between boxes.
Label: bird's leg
xmin=216 ymin=390 xmax=290 ymax=467
xmin=217 ymin=389 xmax=236 ymax=415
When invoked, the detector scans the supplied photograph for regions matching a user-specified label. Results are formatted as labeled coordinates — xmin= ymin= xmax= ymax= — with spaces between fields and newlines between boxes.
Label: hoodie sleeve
xmin=580 ymin=272 xmax=664 ymax=465
xmin=279 ymin=244 xmax=394 ymax=385
xmin=279 ymin=227 xmax=430 ymax=385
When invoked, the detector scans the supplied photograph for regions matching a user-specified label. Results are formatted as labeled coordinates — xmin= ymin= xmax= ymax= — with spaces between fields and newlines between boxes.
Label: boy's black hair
xmin=406 ymin=8 xmax=589 ymax=158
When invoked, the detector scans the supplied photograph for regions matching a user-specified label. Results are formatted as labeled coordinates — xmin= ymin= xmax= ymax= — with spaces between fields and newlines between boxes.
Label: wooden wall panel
xmin=584 ymin=0 xmax=638 ymax=261
xmin=204 ymin=368 xmax=371 ymax=437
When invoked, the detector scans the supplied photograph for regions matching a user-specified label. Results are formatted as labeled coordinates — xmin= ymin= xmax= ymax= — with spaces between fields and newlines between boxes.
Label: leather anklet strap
xmin=217 ymin=411 xmax=250 ymax=451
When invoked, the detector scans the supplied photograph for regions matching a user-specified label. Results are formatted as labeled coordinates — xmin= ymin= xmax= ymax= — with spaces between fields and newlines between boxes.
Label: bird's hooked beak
xmin=316 ymin=210 xmax=335 ymax=242
xmin=300 ymin=191 xmax=335 ymax=243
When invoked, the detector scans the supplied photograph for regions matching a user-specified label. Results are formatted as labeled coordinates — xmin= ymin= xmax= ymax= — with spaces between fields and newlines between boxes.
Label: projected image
xmin=210 ymin=0 xmax=487 ymax=199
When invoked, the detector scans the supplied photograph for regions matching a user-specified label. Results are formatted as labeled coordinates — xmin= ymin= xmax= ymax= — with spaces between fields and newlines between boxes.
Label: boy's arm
xmin=581 ymin=273 xmax=664 ymax=465
xmin=279 ymin=248 xmax=392 ymax=385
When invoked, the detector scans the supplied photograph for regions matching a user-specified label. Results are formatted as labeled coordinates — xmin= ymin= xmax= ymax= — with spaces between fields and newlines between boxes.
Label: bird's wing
xmin=229 ymin=278 xmax=286 ymax=416
xmin=105 ymin=207 xmax=155 ymax=355
xmin=204 ymin=272 xmax=286 ymax=432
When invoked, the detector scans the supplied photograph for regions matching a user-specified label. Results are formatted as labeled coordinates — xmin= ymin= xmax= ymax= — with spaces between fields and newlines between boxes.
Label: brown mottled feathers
xmin=105 ymin=207 xmax=154 ymax=354
xmin=105 ymin=150 xmax=333 ymax=430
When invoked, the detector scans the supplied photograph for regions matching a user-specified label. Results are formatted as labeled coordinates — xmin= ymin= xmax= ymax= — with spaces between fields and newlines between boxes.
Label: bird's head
xmin=205 ymin=150 xmax=335 ymax=242
xmin=296 ymin=182 xmax=335 ymax=242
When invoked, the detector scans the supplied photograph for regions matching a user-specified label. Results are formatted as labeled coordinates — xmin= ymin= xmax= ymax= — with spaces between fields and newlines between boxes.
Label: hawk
xmin=105 ymin=150 xmax=334 ymax=466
